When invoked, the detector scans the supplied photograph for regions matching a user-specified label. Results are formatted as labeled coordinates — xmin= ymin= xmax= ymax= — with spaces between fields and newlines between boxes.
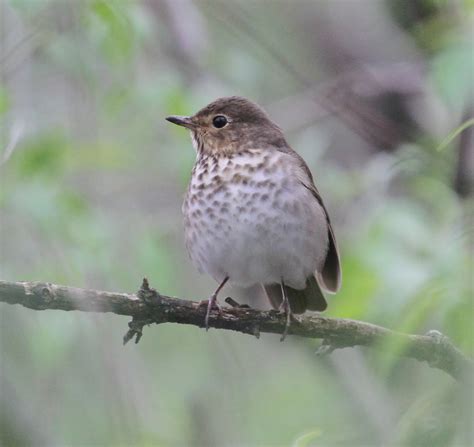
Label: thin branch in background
xmin=0 ymin=28 xmax=40 ymax=69
xmin=202 ymin=1 xmax=417 ymax=149
xmin=450 ymin=109 xmax=474 ymax=198
xmin=0 ymin=120 xmax=24 ymax=167
xmin=0 ymin=2 xmax=49 ymax=80
xmin=0 ymin=279 xmax=472 ymax=383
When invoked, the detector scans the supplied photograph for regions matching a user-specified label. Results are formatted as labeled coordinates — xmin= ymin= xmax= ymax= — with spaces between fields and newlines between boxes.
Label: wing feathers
xmin=305 ymin=184 xmax=342 ymax=293
xmin=277 ymin=148 xmax=342 ymax=293
xmin=291 ymin=155 xmax=341 ymax=292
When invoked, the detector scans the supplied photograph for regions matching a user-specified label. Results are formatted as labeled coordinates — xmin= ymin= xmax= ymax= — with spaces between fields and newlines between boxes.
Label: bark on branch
xmin=0 ymin=279 xmax=472 ymax=382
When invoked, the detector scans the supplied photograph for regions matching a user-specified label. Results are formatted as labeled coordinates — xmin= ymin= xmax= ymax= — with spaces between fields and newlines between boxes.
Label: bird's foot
xmin=225 ymin=297 xmax=251 ymax=309
xmin=279 ymin=300 xmax=292 ymax=342
xmin=198 ymin=295 xmax=222 ymax=330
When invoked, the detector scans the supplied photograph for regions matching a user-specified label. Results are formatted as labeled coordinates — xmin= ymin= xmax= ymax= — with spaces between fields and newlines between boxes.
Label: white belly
xmin=183 ymin=150 xmax=328 ymax=289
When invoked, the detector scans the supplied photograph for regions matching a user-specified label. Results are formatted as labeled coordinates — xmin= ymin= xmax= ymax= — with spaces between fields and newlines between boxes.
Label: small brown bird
xmin=166 ymin=96 xmax=341 ymax=339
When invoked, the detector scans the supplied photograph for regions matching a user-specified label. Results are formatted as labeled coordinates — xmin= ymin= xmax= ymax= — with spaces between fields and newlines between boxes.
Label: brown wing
xmin=300 ymin=176 xmax=341 ymax=292
xmin=278 ymin=147 xmax=342 ymax=293
xmin=299 ymin=180 xmax=341 ymax=292
xmin=309 ymin=185 xmax=341 ymax=293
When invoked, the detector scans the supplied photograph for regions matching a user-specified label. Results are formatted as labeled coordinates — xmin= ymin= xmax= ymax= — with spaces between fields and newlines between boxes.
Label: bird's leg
xmin=199 ymin=276 xmax=229 ymax=331
xmin=279 ymin=280 xmax=292 ymax=342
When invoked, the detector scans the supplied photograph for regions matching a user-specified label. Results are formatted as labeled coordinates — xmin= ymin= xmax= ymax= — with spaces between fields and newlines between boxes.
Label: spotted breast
xmin=183 ymin=148 xmax=329 ymax=290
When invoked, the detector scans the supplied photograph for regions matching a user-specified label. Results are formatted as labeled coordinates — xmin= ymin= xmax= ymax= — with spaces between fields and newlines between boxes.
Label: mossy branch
xmin=0 ymin=279 xmax=471 ymax=382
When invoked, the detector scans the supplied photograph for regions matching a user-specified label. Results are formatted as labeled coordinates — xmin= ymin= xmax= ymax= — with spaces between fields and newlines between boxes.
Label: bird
xmin=166 ymin=96 xmax=341 ymax=339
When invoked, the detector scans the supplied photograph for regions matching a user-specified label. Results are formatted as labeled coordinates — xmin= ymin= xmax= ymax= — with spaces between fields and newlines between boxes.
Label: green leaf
xmin=436 ymin=118 xmax=474 ymax=152
xmin=90 ymin=0 xmax=135 ymax=63
xmin=292 ymin=429 xmax=323 ymax=447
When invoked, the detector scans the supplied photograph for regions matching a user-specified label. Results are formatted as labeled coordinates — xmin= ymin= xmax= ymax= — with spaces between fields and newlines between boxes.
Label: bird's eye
xmin=212 ymin=115 xmax=228 ymax=128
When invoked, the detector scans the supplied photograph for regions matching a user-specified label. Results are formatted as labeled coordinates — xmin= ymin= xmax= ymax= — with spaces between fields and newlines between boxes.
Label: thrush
xmin=166 ymin=96 xmax=341 ymax=339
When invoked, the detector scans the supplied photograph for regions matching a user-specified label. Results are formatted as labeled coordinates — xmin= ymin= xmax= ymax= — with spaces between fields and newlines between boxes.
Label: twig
xmin=0 ymin=279 xmax=472 ymax=382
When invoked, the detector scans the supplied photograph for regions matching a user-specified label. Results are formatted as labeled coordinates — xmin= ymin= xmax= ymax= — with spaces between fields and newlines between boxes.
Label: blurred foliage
xmin=1 ymin=0 xmax=472 ymax=446
xmin=0 ymin=86 xmax=9 ymax=116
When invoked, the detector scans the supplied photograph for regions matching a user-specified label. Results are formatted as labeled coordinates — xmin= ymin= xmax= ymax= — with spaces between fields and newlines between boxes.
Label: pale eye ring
xmin=212 ymin=115 xmax=228 ymax=128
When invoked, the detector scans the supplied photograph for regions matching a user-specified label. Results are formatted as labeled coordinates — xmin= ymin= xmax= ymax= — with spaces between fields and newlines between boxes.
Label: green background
xmin=0 ymin=0 xmax=472 ymax=446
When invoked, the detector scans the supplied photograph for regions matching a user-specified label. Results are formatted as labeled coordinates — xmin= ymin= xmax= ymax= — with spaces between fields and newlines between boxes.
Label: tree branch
xmin=0 ymin=279 xmax=471 ymax=382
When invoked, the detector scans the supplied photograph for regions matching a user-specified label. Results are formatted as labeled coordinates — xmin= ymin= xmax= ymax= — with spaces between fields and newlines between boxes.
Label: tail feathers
xmin=302 ymin=275 xmax=328 ymax=311
xmin=263 ymin=276 xmax=327 ymax=314
xmin=263 ymin=283 xmax=284 ymax=310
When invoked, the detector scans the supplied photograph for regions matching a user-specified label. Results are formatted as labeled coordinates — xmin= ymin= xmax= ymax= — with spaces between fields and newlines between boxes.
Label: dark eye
xmin=212 ymin=115 xmax=228 ymax=128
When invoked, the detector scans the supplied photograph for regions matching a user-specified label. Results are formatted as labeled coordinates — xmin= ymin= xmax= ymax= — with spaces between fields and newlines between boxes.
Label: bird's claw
xmin=279 ymin=300 xmax=292 ymax=342
xmin=225 ymin=297 xmax=251 ymax=308
xmin=198 ymin=295 xmax=222 ymax=330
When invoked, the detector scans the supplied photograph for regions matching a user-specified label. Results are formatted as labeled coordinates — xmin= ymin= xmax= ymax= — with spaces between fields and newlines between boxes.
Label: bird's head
xmin=166 ymin=96 xmax=287 ymax=155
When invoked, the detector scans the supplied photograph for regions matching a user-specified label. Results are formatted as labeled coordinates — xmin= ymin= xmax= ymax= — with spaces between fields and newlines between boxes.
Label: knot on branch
xmin=223 ymin=296 xmax=260 ymax=338
xmin=315 ymin=339 xmax=337 ymax=356
xmin=137 ymin=278 xmax=161 ymax=305
xmin=123 ymin=278 xmax=163 ymax=345
xmin=425 ymin=329 xmax=452 ymax=368
xmin=123 ymin=318 xmax=154 ymax=345
xmin=24 ymin=282 xmax=56 ymax=309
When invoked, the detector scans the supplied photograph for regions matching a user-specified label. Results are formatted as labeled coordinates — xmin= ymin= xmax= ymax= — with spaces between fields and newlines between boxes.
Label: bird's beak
xmin=165 ymin=115 xmax=195 ymax=129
